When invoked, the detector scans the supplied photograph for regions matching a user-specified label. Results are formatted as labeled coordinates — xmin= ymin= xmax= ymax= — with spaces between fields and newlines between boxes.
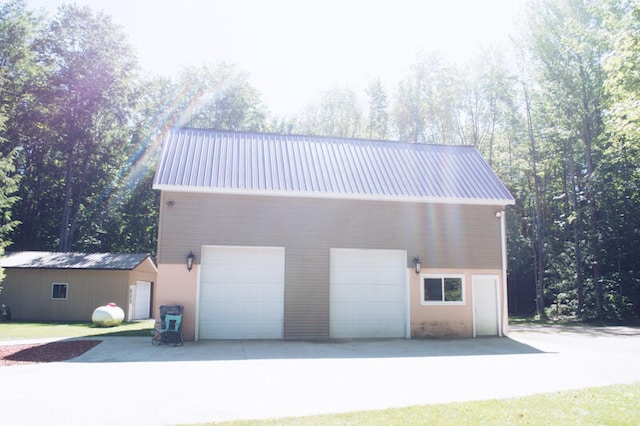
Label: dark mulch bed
xmin=0 ymin=340 xmax=102 ymax=366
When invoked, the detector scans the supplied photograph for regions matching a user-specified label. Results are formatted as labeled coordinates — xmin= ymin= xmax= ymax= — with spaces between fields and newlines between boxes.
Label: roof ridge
xmin=171 ymin=128 xmax=474 ymax=149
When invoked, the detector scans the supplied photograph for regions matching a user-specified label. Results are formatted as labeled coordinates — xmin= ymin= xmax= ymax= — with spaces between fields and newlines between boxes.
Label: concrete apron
xmin=1 ymin=326 xmax=639 ymax=425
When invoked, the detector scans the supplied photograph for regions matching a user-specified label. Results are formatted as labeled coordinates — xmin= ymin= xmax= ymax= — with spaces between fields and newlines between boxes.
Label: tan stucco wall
xmin=155 ymin=263 xmax=198 ymax=340
xmin=409 ymin=268 xmax=505 ymax=338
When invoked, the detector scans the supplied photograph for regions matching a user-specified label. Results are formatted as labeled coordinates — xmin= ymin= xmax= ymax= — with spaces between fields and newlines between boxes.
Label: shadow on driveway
xmin=69 ymin=335 xmax=546 ymax=364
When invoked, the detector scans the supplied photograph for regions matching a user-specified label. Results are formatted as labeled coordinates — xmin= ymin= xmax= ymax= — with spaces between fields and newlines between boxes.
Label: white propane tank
xmin=91 ymin=302 xmax=125 ymax=327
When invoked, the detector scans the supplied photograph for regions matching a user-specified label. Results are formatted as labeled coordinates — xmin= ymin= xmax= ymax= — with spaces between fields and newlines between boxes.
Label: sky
xmin=27 ymin=0 xmax=524 ymax=116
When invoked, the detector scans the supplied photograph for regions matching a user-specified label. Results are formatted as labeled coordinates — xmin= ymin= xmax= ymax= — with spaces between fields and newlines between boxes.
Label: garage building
xmin=153 ymin=129 xmax=514 ymax=340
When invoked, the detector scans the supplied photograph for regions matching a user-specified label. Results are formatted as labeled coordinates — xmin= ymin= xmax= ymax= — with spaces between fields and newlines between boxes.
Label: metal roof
xmin=153 ymin=129 xmax=515 ymax=205
xmin=0 ymin=251 xmax=156 ymax=270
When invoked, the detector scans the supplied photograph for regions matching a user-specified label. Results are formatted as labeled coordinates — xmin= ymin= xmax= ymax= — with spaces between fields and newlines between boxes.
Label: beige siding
xmin=127 ymin=259 xmax=157 ymax=286
xmin=132 ymin=257 xmax=158 ymax=275
xmin=127 ymin=270 xmax=156 ymax=288
xmin=0 ymin=269 xmax=130 ymax=321
xmin=158 ymin=192 xmax=502 ymax=268
xmin=157 ymin=192 xmax=504 ymax=340
xmin=0 ymin=260 xmax=157 ymax=322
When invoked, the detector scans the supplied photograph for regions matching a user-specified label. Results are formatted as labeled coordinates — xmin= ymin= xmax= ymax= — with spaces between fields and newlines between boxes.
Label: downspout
xmin=497 ymin=210 xmax=508 ymax=337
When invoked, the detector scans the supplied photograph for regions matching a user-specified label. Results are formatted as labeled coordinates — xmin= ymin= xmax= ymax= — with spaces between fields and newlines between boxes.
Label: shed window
xmin=52 ymin=283 xmax=68 ymax=300
xmin=421 ymin=275 xmax=464 ymax=305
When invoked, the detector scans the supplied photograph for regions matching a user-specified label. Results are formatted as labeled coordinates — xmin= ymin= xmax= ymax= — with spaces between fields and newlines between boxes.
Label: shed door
xmin=330 ymin=249 xmax=407 ymax=338
xmin=198 ymin=246 xmax=285 ymax=339
xmin=133 ymin=281 xmax=151 ymax=320
xmin=472 ymin=275 xmax=500 ymax=336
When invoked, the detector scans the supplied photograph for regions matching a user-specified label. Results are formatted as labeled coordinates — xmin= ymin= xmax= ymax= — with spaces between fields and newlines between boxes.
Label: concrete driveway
xmin=1 ymin=325 xmax=639 ymax=425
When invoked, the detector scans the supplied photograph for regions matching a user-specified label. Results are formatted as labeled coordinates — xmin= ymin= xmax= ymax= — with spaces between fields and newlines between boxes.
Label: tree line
xmin=1 ymin=0 xmax=639 ymax=320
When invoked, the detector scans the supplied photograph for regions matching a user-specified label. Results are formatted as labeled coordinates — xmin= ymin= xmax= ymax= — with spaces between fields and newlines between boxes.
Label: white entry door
xmin=133 ymin=281 xmax=151 ymax=320
xmin=472 ymin=275 xmax=500 ymax=336
xmin=198 ymin=246 xmax=285 ymax=339
xmin=330 ymin=249 xmax=407 ymax=339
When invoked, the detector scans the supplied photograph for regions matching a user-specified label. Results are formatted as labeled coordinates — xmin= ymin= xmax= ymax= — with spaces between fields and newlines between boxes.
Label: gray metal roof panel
xmin=153 ymin=129 xmax=515 ymax=204
xmin=0 ymin=251 xmax=155 ymax=270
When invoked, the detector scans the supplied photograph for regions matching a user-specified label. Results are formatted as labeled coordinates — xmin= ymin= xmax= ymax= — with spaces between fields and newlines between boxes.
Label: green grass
xmin=509 ymin=315 xmax=560 ymax=325
xmin=0 ymin=319 xmax=154 ymax=340
xmin=508 ymin=315 xmax=588 ymax=326
xmin=210 ymin=382 xmax=640 ymax=425
xmin=509 ymin=315 xmax=640 ymax=327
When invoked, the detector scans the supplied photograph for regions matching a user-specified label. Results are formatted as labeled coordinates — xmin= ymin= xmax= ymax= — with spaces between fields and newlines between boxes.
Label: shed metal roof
xmin=0 ymin=251 xmax=156 ymax=270
xmin=153 ymin=129 xmax=515 ymax=206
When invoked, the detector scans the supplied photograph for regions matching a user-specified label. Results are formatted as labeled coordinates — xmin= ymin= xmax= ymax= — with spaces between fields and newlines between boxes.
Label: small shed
xmin=0 ymin=251 xmax=157 ymax=322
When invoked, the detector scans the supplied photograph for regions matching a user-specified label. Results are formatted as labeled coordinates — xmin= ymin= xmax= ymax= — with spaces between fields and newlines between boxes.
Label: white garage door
xmin=199 ymin=246 xmax=285 ymax=339
xmin=330 ymin=249 xmax=407 ymax=338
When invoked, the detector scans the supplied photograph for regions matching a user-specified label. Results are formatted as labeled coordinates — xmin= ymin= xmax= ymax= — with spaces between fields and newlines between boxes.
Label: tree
xmin=456 ymin=49 xmax=515 ymax=166
xmin=0 ymin=0 xmax=47 ymax=251
xmin=0 ymin=0 xmax=27 ymax=288
xmin=365 ymin=78 xmax=389 ymax=140
xmin=521 ymin=0 xmax=611 ymax=318
xmin=599 ymin=0 xmax=640 ymax=318
xmin=522 ymin=75 xmax=547 ymax=318
xmin=602 ymin=0 xmax=640 ymax=143
xmin=4 ymin=3 xmax=138 ymax=252
xmin=0 ymin=140 xmax=19 ymax=290
xmin=34 ymin=4 xmax=138 ymax=252
xmin=392 ymin=51 xmax=459 ymax=144
xmin=294 ymin=87 xmax=363 ymax=138
xmin=0 ymin=145 xmax=19 ymax=291
xmin=173 ymin=63 xmax=267 ymax=132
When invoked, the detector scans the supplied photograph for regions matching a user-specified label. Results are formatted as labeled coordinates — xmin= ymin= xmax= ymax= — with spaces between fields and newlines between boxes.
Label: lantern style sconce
xmin=186 ymin=251 xmax=195 ymax=272
xmin=412 ymin=256 xmax=421 ymax=274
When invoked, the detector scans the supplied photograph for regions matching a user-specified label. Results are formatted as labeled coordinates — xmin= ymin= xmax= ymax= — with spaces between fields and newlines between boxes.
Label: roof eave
xmin=0 ymin=252 xmax=158 ymax=270
xmin=3 ymin=266 xmax=135 ymax=270
xmin=153 ymin=184 xmax=516 ymax=206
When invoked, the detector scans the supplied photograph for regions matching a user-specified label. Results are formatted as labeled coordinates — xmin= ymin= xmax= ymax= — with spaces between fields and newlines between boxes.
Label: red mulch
xmin=0 ymin=340 xmax=102 ymax=366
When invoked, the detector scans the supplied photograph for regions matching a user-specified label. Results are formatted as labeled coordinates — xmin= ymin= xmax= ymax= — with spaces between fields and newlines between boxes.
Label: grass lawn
xmin=214 ymin=382 xmax=640 ymax=425
xmin=509 ymin=315 xmax=640 ymax=327
xmin=0 ymin=319 xmax=154 ymax=340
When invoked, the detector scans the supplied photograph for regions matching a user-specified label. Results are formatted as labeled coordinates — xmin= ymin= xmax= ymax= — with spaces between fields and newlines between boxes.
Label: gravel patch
xmin=0 ymin=340 xmax=102 ymax=366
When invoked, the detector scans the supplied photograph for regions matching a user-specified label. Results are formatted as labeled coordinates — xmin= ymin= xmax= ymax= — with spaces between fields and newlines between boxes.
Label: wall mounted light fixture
xmin=186 ymin=251 xmax=195 ymax=272
xmin=412 ymin=256 xmax=421 ymax=274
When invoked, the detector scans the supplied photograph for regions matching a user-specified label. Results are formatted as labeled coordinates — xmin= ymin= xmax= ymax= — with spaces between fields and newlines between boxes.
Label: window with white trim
xmin=421 ymin=274 xmax=465 ymax=305
xmin=51 ymin=283 xmax=68 ymax=300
